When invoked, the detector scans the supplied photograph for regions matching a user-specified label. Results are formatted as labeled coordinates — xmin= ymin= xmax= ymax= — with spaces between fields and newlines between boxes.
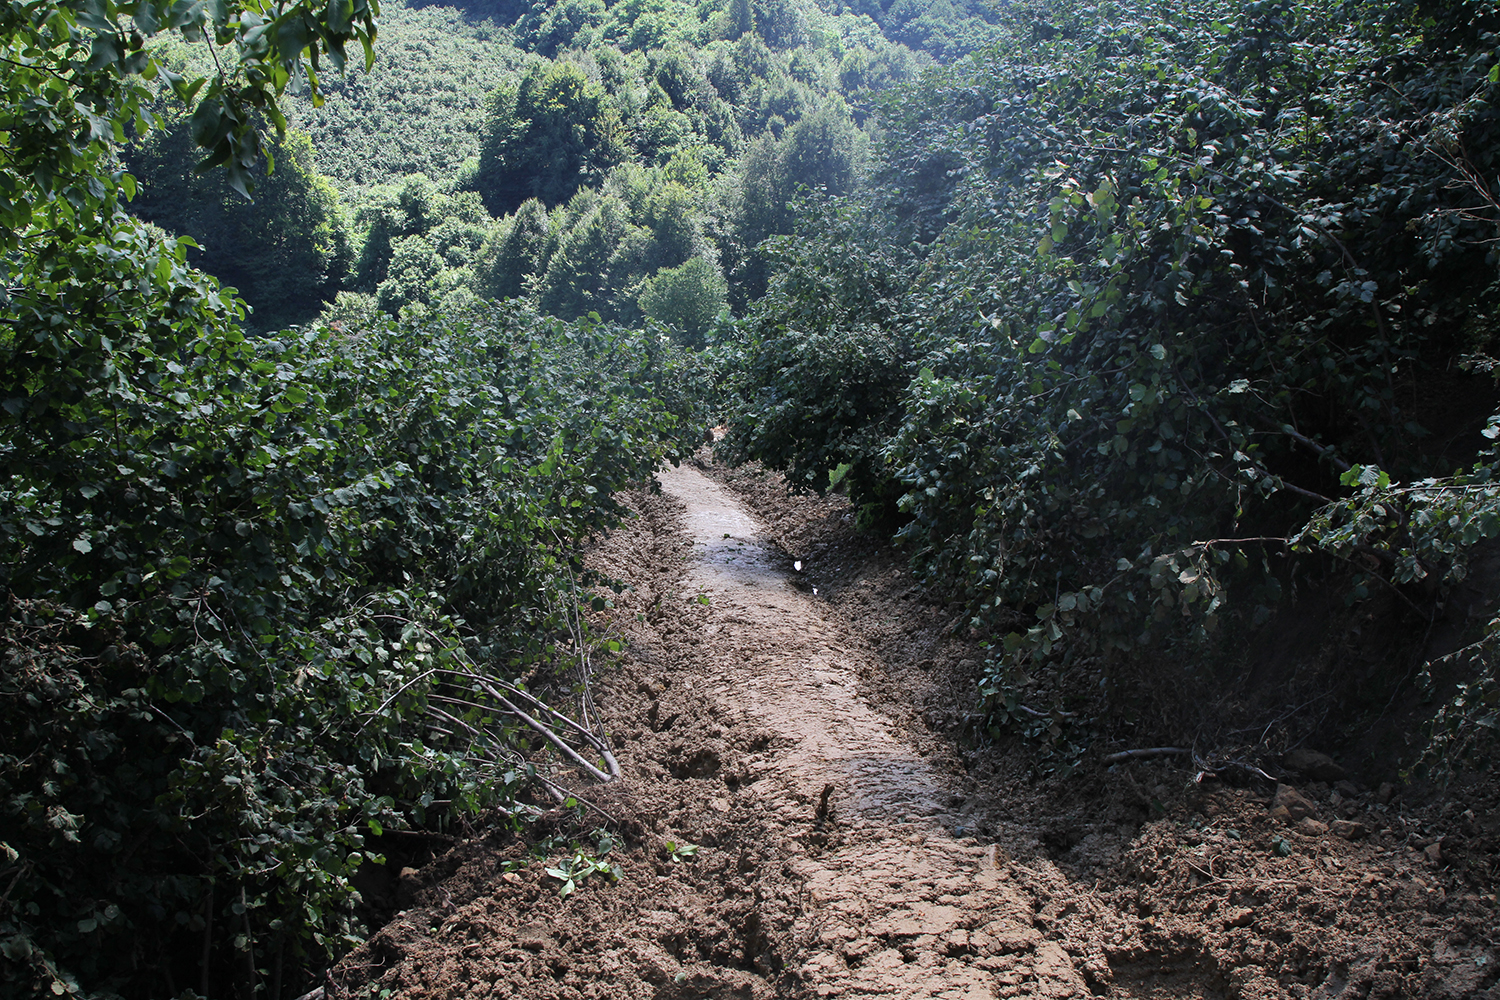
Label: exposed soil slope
xmin=335 ymin=454 xmax=1500 ymax=1000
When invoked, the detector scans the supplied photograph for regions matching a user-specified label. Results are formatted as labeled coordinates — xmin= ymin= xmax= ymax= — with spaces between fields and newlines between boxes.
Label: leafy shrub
xmin=0 ymin=260 xmax=706 ymax=994
xmin=475 ymin=61 xmax=629 ymax=216
xmin=639 ymin=257 xmax=730 ymax=344
xmin=720 ymin=0 xmax=1500 ymax=757
xmin=717 ymin=197 xmax=917 ymax=504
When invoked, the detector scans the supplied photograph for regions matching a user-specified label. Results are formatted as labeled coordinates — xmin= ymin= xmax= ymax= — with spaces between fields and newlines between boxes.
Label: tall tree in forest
xmin=474 ymin=61 xmax=628 ymax=215
xmin=129 ymin=123 xmax=352 ymax=328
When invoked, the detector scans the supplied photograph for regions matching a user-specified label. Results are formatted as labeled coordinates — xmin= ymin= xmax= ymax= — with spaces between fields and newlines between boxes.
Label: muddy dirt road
xmin=338 ymin=457 xmax=1499 ymax=1000
xmin=656 ymin=461 xmax=1102 ymax=999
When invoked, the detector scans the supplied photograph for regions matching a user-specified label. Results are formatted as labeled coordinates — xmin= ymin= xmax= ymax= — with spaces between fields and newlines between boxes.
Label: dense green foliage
xmin=285 ymin=4 xmax=537 ymax=188
xmin=0 ymin=0 xmax=704 ymax=994
xmin=720 ymin=0 xmax=1500 ymax=760
xmin=639 ymin=255 xmax=731 ymax=342
xmin=128 ymin=121 xmax=353 ymax=329
xmin=123 ymin=0 xmax=932 ymax=330
xmin=475 ymin=60 xmax=628 ymax=214
xmin=2 ymin=295 xmax=702 ymax=996
xmin=13 ymin=0 xmax=1500 ymax=993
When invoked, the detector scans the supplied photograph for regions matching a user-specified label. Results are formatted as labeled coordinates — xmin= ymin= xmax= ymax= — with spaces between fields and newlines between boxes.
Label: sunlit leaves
xmin=0 ymin=291 xmax=705 ymax=994
xmin=720 ymin=0 xmax=1500 ymax=759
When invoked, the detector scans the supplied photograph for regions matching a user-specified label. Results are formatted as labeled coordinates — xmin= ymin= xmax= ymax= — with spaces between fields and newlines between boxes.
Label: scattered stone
xmin=1424 ymin=841 xmax=1444 ymax=865
xmin=1225 ymin=907 xmax=1255 ymax=928
xmin=1284 ymin=748 xmax=1346 ymax=782
xmin=515 ymin=921 xmax=553 ymax=951
xmin=1298 ymin=817 xmax=1330 ymax=836
xmin=1331 ymin=819 xmax=1369 ymax=840
xmin=1376 ymin=781 xmax=1396 ymax=804
xmin=1270 ymin=784 xmax=1318 ymax=824
xmin=1334 ymin=780 xmax=1361 ymax=797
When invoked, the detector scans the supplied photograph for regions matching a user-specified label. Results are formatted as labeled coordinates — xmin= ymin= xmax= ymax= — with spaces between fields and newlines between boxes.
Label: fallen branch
xmin=1103 ymin=747 xmax=1191 ymax=764
xmin=487 ymin=677 xmax=623 ymax=781
xmin=1015 ymin=703 xmax=1078 ymax=719
xmin=1215 ymin=758 xmax=1276 ymax=783
xmin=1280 ymin=425 xmax=1353 ymax=473
xmin=354 ymin=667 xmax=438 ymax=735
xmin=370 ymin=829 xmax=458 ymax=844
xmin=463 ymin=675 xmax=615 ymax=784
xmin=534 ymin=774 xmax=619 ymax=825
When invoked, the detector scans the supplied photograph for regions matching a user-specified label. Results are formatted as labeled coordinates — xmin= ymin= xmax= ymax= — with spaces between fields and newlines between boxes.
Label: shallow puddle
xmin=657 ymin=462 xmax=956 ymax=823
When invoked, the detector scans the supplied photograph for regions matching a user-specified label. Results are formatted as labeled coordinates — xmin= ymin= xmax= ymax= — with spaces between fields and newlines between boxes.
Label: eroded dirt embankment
xmin=336 ymin=456 xmax=1499 ymax=1000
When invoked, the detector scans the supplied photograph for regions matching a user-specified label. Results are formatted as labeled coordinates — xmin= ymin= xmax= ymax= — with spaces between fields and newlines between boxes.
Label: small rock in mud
xmin=1298 ymin=817 xmax=1330 ymax=836
xmin=1331 ymin=819 xmax=1369 ymax=840
xmin=1284 ymin=747 xmax=1346 ymax=782
xmin=395 ymin=866 xmax=424 ymax=908
xmin=1225 ymin=906 xmax=1255 ymax=928
xmin=1270 ymin=784 xmax=1318 ymax=824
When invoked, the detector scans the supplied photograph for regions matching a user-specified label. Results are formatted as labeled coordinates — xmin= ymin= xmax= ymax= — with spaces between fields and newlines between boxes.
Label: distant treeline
xmin=126 ymin=0 xmax=990 ymax=332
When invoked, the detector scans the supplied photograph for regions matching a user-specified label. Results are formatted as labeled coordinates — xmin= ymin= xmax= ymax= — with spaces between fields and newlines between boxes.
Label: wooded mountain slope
xmin=4 ymin=0 xmax=1500 ymax=996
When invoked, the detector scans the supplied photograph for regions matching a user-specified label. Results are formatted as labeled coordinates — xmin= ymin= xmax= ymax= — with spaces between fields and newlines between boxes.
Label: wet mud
xmin=335 ymin=455 xmax=1500 ymax=1000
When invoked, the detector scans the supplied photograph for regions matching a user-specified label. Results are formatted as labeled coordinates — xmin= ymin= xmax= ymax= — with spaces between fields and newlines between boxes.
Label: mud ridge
xmin=334 ymin=456 xmax=1500 ymax=1000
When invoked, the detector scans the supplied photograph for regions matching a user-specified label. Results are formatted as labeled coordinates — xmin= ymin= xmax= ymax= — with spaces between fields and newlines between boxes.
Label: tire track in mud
xmin=656 ymin=462 xmax=1116 ymax=999
xmin=338 ymin=459 xmax=1495 ymax=1000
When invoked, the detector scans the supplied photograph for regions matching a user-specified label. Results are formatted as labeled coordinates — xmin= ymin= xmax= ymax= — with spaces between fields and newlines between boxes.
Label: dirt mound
xmin=332 ymin=454 xmax=1499 ymax=1000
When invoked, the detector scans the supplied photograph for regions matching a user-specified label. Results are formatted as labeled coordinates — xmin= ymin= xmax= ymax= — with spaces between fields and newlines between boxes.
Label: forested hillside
xmin=719 ymin=0 xmax=1500 ymax=774
xmin=5 ymin=0 xmax=1500 ymax=995
xmin=122 ymin=0 xmax=963 ymax=329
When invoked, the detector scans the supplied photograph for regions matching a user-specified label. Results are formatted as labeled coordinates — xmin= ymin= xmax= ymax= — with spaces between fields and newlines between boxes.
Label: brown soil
xmin=334 ymin=452 xmax=1500 ymax=1000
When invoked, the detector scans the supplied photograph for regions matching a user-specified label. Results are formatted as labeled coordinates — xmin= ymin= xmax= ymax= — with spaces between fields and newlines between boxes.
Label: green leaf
xmin=134 ymin=1 xmax=161 ymax=34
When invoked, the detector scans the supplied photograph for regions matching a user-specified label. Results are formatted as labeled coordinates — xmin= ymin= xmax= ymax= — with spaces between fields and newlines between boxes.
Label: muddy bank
xmin=333 ymin=455 xmax=1500 ymax=1000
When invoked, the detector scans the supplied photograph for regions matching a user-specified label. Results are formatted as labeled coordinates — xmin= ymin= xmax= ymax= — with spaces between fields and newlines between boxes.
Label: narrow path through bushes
xmin=335 ymin=455 xmax=1499 ymax=1000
